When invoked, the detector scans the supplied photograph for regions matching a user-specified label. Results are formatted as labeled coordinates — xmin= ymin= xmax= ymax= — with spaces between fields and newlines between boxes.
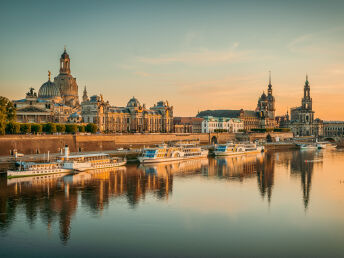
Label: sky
xmin=0 ymin=0 xmax=344 ymax=119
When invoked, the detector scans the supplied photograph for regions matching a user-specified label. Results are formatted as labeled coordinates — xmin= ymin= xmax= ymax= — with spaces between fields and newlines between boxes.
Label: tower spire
xmin=48 ymin=70 xmax=51 ymax=81
xmin=269 ymin=70 xmax=271 ymax=85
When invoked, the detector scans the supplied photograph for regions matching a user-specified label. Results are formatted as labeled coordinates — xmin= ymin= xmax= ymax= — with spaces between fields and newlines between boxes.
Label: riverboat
xmin=57 ymin=145 xmax=126 ymax=171
xmin=138 ymin=141 xmax=208 ymax=164
xmin=7 ymin=162 xmax=71 ymax=178
xmin=214 ymin=142 xmax=264 ymax=156
xmin=298 ymin=143 xmax=318 ymax=150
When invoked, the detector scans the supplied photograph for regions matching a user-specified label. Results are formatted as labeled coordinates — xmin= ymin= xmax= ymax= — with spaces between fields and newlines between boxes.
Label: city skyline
xmin=1 ymin=0 xmax=344 ymax=119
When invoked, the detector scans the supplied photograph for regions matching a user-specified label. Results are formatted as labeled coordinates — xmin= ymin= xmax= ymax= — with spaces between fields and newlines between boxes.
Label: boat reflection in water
xmin=0 ymin=150 xmax=328 ymax=249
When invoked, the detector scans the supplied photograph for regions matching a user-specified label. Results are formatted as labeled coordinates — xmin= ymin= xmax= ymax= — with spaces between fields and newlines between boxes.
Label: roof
xmin=197 ymin=109 xmax=257 ymax=118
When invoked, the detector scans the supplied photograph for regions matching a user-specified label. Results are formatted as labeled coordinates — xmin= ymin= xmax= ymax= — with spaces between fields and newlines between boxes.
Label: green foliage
xmin=65 ymin=124 xmax=78 ymax=134
xmin=42 ymin=123 xmax=57 ymax=134
xmin=56 ymin=124 xmax=66 ymax=133
xmin=85 ymin=123 xmax=97 ymax=133
xmin=0 ymin=96 xmax=16 ymax=135
xmin=273 ymin=128 xmax=291 ymax=132
xmin=31 ymin=124 xmax=43 ymax=134
xmin=78 ymin=125 xmax=85 ymax=133
xmin=214 ymin=129 xmax=229 ymax=133
xmin=5 ymin=122 xmax=20 ymax=134
xmin=20 ymin=123 xmax=31 ymax=134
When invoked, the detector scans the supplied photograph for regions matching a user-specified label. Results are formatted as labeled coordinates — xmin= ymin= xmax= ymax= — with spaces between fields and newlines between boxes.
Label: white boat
xmin=298 ymin=143 xmax=317 ymax=150
xmin=214 ymin=142 xmax=265 ymax=156
xmin=138 ymin=141 xmax=208 ymax=164
xmin=57 ymin=145 xmax=126 ymax=171
xmin=7 ymin=161 xmax=72 ymax=178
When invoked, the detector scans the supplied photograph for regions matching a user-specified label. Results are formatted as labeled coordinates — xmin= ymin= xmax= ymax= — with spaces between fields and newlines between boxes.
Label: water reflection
xmin=0 ymin=150 xmax=328 ymax=245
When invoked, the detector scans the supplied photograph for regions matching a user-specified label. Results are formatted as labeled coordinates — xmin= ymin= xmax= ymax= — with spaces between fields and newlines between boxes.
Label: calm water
xmin=1 ymin=150 xmax=344 ymax=257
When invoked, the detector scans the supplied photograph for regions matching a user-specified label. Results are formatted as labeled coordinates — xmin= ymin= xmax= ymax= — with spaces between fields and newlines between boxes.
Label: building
xmin=13 ymin=48 xmax=80 ymax=123
xmin=198 ymin=109 xmax=259 ymax=132
xmin=255 ymin=72 xmax=276 ymax=129
xmin=53 ymin=48 xmax=79 ymax=107
xmin=323 ymin=121 xmax=344 ymax=137
xmin=173 ymin=117 xmax=203 ymax=133
xmin=201 ymin=116 xmax=243 ymax=133
xmin=13 ymin=86 xmax=73 ymax=124
xmin=288 ymin=76 xmax=322 ymax=136
xmin=81 ymin=91 xmax=174 ymax=133
xmin=197 ymin=73 xmax=276 ymax=131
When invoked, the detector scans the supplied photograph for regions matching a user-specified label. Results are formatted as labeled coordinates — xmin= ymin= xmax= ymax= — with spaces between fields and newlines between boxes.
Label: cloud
xmin=287 ymin=27 xmax=344 ymax=55
xmin=137 ymin=43 xmax=249 ymax=65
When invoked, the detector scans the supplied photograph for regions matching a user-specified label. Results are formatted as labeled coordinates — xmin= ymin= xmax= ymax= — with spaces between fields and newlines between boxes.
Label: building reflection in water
xmin=289 ymin=150 xmax=323 ymax=209
xmin=0 ymin=150 xmax=324 ymax=244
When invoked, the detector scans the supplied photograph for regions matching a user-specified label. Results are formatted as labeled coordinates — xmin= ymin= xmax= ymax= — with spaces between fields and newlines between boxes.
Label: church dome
xmin=127 ymin=96 xmax=141 ymax=107
xmin=61 ymin=49 xmax=70 ymax=59
xmin=260 ymin=92 xmax=267 ymax=101
xmin=38 ymin=80 xmax=61 ymax=99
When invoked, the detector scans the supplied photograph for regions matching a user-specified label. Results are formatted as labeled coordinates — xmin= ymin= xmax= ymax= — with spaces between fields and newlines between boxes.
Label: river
xmin=0 ymin=149 xmax=344 ymax=257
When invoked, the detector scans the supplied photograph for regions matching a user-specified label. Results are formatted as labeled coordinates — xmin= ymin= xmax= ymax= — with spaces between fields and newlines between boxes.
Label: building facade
xmin=201 ymin=116 xmax=243 ymax=133
xmin=173 ymin=117 xmax=203 ymax=133
xmin=81 ymin=91 xmax=174 ymax=133
xmin=323 ymin=121 xmax=344 ymax=137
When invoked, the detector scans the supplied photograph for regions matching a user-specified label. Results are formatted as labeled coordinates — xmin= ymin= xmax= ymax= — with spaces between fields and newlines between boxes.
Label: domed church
xmin=38 ymin=71 xmax=62 ymax=103
xmin=53 ymin=48 xmax=79 ymax=107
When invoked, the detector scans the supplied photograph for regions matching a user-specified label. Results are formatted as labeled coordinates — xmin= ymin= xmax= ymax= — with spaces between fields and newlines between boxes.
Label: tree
xmin=42 ymin=123 xmax=57 ymax=134
xmin=0 ymin=96 xmax=16 ymax=135
xmin=20 ymin=123 xmax=31 ymax=134
xmin=78 ymin=125 xmax=85 ymax=133
xmin=31 ymin=124 xmax=43 ymax=134
xmin=56 ymin=124 xmax=66 ymax=133
xmin=6 ymin=122 xmax=20 ymax=134
xmin=85 ymin=123 xmax=97 ymax=133
xmin=65 ymin=124 xmax=78 ymax=134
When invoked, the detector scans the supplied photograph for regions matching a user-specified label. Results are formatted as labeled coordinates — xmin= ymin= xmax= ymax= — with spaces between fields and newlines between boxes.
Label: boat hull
xmin=7 ymin=168 xmax=72 ymax=178
xmin=138 ymin=155 xmax=208 ymax=164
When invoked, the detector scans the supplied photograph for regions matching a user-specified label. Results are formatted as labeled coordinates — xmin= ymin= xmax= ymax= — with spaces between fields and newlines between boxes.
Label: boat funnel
xmin=64 ymin=145 xmax=70 ymax=160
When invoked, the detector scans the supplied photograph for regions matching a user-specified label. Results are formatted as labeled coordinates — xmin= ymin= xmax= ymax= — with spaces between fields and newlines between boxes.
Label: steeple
xmin=60 ymin=47 xmax=71 ymax=75
xmin=302 ymin=74 xmax=312 ymax=110
xmin=82 ymin=86 xmax=89 ymax=102
xmin=268 ymin=71 xmax=272 ymax=95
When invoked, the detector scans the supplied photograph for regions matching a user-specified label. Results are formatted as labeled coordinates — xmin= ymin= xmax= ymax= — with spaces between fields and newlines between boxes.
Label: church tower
xmin=302 ymin=75 xmax=312 ymax=110
xmin=60 ymin=47 xmax=71 ymax=74
xmin=54 ymin=47 xmax=79 ymax=107
xmin=82 ymin=86 xmax=89 ymax=102
xmin=267 ymin=71 xmax=275 ymax=120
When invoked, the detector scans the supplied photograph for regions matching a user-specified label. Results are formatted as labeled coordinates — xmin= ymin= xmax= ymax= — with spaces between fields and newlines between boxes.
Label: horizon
xmin=1 ymin=0 xmax=344 ymax=119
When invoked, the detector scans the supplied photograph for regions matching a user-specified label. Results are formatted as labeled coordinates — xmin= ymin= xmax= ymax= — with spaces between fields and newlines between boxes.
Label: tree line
xmin=4 ymin=122 xmax=98 ymax=135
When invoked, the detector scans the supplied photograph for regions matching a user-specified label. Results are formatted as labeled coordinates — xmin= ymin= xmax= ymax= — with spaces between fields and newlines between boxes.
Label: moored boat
xmin=58 ymin=146 xmax=126 ymax=171
xmin=7 ymin=162 xmax=72 ymax=178
xmin=138 ymin=141 xmax=208 ymax=164
xmin=214 ymin=142 xmax=264 ymax=156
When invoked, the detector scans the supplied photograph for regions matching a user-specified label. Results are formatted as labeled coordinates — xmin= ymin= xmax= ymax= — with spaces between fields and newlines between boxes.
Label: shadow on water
xmin=0 ymin=150 xmax=321 ymax=245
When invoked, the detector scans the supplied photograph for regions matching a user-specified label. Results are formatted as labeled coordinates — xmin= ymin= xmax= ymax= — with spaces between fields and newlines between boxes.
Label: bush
xmin=43 ymin=123 xmax=57 ymax=134
xmin=78 ymin=125 xmax=85 ymax=133
xmin=85 ymin=123 xmax=97 ymax=133
xmin=31 ymin=124 xmax=42 ymax=134
xmin=20 ymin=123 xmax=31 ymax=134
xmin=6 ymin=122 xmax=20 ymax=134
xmin=65 ymin=124 xmax=78 ymax=134
xmin=56 ymin=124 xmax=66 ymax=133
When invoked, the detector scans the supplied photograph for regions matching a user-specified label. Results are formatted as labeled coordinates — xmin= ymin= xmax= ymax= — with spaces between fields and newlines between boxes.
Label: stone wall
xmin=0 ymin=133 xmax=236 ymax=156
